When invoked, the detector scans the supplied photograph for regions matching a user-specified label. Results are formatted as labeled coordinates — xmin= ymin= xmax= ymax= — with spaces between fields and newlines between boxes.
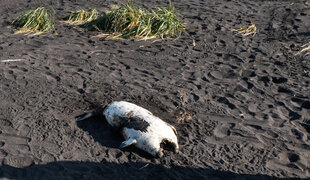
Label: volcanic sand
xmin=0 ymin=0 xmax=310 ymax=179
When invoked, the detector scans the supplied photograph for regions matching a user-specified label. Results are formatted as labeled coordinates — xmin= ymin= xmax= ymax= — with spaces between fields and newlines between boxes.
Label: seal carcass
xmin=77 ymin=101 xmax=179 ymax=157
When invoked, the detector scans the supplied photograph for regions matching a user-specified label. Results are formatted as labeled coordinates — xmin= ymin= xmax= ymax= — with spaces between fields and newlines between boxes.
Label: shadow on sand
xmin=0 ymin=113 xmax=303 ymax=180
xmin=0 ymin=160 xmax=301 ymax=180
xmin=75 ymin=110 xmax=157 ymax=159
xmin=75 ymin=109 xmax=121 ymax=149
xmin=0 ymin=113 xmax=303 ymax=179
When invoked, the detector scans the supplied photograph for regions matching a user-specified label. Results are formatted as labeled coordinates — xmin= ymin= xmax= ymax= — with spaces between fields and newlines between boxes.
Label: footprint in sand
xmin=0 ymin=133 xmax=31 ymax=155
xmin=0 ymin=135 xmax=33 ymax=167
xmin=244 ymin=124 xmax=265 ymax=133
xmin=267 ymin=152 xmax=309 ymax=178
xmin=0 ymin=148 xmax=8 ymax=158
xmin=0 ymin=117 xmax=32 ymax=165
xmin=299 ymin=119 xmax=310 ymax=134
xmin=17 ymin=124 xmax=31 ymax=137
xmin=3 ymin=156 xmax=34 ymax=168
xmin=214 ymin=123 xmax=235 ymax=138
xmin=272 ymin=77 xmax=288 ymax=84
xmin=210 ymin=71 xmax=223 ymax=79
xmin=0 ymin=141 xmax=5 ymax=147
xmin=44 ymin=72 xmax=61 ymax=82
xmin=301 ymin=101 xmax=310 ymax=110
xmin=217 ymin=97 xmax=236 ymax=110
xmin=256 ymin=134 xmax=277 ymax=147
xmin=278 ymin=152 xmax=300 ymax=163
xmin=3 ymin=70 xmax=16 ymax=81
xmin=291 ymin=129 xmax=304 ymax=141
xmin=0 ymin=118 xmax=12 ymax=127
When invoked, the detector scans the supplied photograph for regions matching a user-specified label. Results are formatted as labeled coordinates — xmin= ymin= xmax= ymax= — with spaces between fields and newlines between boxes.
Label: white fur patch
xmin=103 ymin=101 xmax=179 ymax=157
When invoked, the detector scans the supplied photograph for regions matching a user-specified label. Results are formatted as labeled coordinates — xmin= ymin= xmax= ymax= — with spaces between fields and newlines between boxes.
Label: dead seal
xmin=76 ymin=101 xmax=179 ymax=157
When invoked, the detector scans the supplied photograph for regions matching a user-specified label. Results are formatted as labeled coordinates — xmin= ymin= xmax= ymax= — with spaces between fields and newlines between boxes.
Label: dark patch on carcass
xmin=160 ymin=139 xmax=177 ymax=153
xmin=117 ymin=115 xmax=150 ymax=133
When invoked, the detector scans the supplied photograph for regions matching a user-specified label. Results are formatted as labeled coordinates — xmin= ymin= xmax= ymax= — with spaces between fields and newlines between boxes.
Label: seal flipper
xmin=76 ymin=112 xmax=94 ymax=121
xmin=120 ymin=138 xmax=137 ymax=148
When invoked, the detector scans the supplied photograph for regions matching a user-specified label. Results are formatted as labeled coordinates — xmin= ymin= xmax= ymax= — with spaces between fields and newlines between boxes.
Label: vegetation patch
xmin=85 ymin=3 xmax=183 ymax=39
xmin=12 ymin=6 xmax=55 ymax=34
xmin=176 ymin=110 xmax=192 ymax=124
xmin=232 ymin=22 xmax=257 ymax=36
xmin=151 ymin=6 xmax=184 ymax=39
xmin=296 ymin=42 xmax=310 ymax=56
xmin=66 ymin=8 xmax=98 ymax=24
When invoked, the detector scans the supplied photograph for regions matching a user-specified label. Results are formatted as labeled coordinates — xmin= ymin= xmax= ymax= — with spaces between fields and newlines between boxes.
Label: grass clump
xmin=232 ymin=22 xmax=257 ymax=37
xmin=12 ymin=6 xmax=55 ymax=34
xmin=151 ymin=6 xmax=184 ymax=38
xmin=89 ymin=3 xmax=151 ymax=38
xmin=85 ymin=3 xmax=183 ymax=39
xmin=67 ymin=8 xmax=98 ymax=24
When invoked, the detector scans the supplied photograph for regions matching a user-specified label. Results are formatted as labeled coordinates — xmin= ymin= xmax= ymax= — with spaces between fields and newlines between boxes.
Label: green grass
xmin=85 ymin=3 xmax=183 ymax=39
xmin=12 ymin=6 xmax=55 ymax=34
xmin=151 ymin=6 xmax=184 ymax=38
xmin=66 ymin=8 xmax=98 ymax=24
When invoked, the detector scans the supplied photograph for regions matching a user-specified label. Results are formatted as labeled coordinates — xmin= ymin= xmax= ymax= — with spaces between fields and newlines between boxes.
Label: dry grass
xmin=296 ymin=42 xmax=310 ymax=56
xmin=12 ymin=6 xmax=55 ymax=34
xmin=176 ymin=110 xmax=192 ymax=124
xmin=66 ymin=8 xmax=98 ymax=24
xmin=0 ymin=59 xmax=25 ymax=63
xmin=175 ymin=90 xmax=192 ymax=124
xmin=232 ymin=22 xmax=257 ymax=36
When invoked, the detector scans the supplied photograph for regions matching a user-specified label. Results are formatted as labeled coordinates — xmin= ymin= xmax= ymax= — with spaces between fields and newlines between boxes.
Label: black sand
xmin=0 ymin=0 xmax=309 ymax=179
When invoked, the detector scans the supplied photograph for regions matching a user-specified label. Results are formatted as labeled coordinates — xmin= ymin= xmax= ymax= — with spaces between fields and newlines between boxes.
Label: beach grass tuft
xmin=232 ymin=22 xmax=257 ymax=37
xmin=67 ymin=8 xmax=98 ymax=24
xmin=12 ymin=6 xmax=55 ymax=34
xmin=85 ymin=2 xmax=183 ymax=39
xmin=150 ymin=6 xmax=184 ymax=39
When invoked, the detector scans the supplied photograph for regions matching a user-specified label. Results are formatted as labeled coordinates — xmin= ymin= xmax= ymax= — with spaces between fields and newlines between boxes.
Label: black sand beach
xmin=0 ymin=0 xmax=310 ymax=179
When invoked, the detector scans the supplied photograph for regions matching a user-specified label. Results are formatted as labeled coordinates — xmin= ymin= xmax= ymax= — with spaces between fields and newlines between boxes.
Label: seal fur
xmin=76 ymin=101 xmax=179 ymax=157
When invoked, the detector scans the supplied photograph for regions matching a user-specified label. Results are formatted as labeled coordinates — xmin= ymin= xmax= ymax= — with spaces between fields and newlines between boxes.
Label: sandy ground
xmin=0 ymin=0 xmax=310 ymax=179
